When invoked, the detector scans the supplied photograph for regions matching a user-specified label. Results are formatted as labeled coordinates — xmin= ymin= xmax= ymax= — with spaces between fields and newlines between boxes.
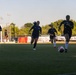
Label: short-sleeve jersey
xmin=48 ymin=28 xmax=57 ymax=37
xmin=60 ymin=20 xmax=74 ymax=33
xmin=31 ymin=25 xmax=42 ymax=36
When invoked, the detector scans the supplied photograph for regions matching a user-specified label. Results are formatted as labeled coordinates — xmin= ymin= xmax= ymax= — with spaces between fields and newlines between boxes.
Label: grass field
xmin=0 ymin=44 xmax=76 ymax=75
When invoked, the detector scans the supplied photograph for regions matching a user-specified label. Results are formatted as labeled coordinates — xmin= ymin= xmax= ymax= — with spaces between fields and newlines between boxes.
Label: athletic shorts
xmin=50 ymin=36 xmax=56 ymax=39
xmin=64 ymin=30 xmax=72 ymax=39
xmin=32 ymin=35 xmax=39 ymax=39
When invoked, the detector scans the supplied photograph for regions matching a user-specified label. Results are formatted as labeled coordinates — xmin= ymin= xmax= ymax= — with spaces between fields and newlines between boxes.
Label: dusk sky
xmin=0 ymin=0 xmax=76 ymax=27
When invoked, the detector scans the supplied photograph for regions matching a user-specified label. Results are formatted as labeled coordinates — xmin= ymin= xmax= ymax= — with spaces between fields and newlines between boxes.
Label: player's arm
xmin=58 ymin=21 xmax=64 ymax=31
xmin=40 ymin=27 xmax=42 ymax=35
xmin=67 ymin=21 xmax=74 ymax=29
xmin=47 ymin=29 xmax=50 ymax=35
xmin=71 ymin=22 xmax=74 ymax=29
xmin=29 ymin=26 xmax=34 ymax=32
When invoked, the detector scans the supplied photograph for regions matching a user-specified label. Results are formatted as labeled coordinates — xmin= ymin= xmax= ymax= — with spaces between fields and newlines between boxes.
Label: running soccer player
xmin=48 ymin=24 xmax=57 ymax=48
xmin=58 ymin=15 xmax=74 ymax=52
xmin=29 ymin=21 xmax=42 ymax=50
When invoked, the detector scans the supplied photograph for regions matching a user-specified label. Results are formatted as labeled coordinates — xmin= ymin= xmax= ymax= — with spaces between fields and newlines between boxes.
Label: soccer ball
xmin=58 ymin=46 xmax=65 ymax=53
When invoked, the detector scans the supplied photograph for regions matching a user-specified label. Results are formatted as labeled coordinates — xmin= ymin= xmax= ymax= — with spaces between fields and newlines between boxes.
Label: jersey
xmin=60 ymin=20 xmax=74 ymax=34
xmin=31 ymin=25 xmax=42 ymax=37
xmin=48 ymin=28 xmax=57 ymax=37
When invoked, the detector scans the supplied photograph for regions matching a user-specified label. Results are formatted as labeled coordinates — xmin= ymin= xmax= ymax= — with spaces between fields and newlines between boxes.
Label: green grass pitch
xmin=0 ymin=44 xmax=76 ymax=75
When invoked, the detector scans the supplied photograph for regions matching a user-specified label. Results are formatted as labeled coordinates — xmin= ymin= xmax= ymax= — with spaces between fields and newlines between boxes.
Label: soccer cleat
xmin=65 ymin=49 xmax=67 ymax=53
xmin=33 ymin=48 xmax=36 ymax=50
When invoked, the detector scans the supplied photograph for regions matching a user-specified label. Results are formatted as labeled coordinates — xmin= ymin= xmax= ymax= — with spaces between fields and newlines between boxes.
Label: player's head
xmin=37 ymin=21 xmax=40 ymax=26
xmin=66 ymin=15 xmax=70 ymax=21
xmin=33 ymin=21 xmax=37 ymax=26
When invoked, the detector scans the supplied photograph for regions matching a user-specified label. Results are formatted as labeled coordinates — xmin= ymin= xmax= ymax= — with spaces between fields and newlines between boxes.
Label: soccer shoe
xmin=33 ymin=48 xmax=36 ymax=50
xmin=65 ymin=49 xmax=67 ymax=53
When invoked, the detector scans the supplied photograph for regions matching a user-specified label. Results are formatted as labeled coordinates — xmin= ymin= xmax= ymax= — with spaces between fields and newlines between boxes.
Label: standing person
xmin=58 ymin=15 xmax=74 ymax=52
xmin=48 ymin=24 xmax=57 ymax=48
xmin=29 ymin=21 xmax=42 ymax=50
xmin=4 ymin=29 xmax=8 ymax=42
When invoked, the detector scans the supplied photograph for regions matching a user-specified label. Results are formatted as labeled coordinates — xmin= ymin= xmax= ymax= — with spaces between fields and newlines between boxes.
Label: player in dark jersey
xmin=48 ymin=24 xmax=57 ymax=48
xmin=29 ymin=21 xmax=42 ymax=50
xmin=58 ymin=15 xmax=74 ymax=52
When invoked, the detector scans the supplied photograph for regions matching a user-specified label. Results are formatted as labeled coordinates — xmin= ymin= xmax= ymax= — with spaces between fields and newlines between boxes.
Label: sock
xmin=65 ymin=42 xmax=68 ymax=49
xmin=54 ymin=42 xmax=56 ymax=47
xmin=33 ymin=42 xmax=37 ymax=48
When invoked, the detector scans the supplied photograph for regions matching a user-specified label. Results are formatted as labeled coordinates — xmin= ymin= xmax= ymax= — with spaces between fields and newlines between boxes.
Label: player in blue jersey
xmin=29 ymin=21 xmax=42 ymax=50
xmin=48 ymin=24 xmax=57 ymax=48
xmin=58 ymin=15 xmax=74 ymax=52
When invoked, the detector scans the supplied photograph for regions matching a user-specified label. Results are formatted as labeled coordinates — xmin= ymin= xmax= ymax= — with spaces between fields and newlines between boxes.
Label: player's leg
xmin=69 ymin=32 xmax=72 ymax=40
xmin=50 ymin=36 xmax=53 ymax=44
xmin=33 ymin=37 xmax=39 ymax=50
xmin=31 ymin=36 xmax=34 ymax=45
xmin=53 ymin=37 xmax=56 ymax=48
xmin=51 ymin=39 xmax=53 ymax=44
xmin=64 ymin=33 xmax=70 ymax=52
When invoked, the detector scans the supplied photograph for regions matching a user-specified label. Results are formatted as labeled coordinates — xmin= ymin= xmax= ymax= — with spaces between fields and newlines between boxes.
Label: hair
xmin=66 ymin=15 xmax=70 ymax=18
xmin=37 ymin=21 xmax=40 ymax=24
xmin=33 ymin=21 xmax=37 ymax=25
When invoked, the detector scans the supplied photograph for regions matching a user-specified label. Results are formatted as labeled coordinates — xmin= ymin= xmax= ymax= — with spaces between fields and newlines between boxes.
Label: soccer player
xmin=48 ymin=24 xmax=57 ymax=48
xmin=58 ymin=15 xmax=74 ymax=52
xmin=29 ymin=21 xmax=42 ymax=50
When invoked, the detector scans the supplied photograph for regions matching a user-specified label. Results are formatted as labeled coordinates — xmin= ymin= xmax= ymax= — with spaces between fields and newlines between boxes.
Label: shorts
xmin=64 ymin=30 xmax=72 ymax=39
xmin=50 ymin=36 xmax=56 ymax=39
xmin=32 ymin=35 xmax=39 ymax=39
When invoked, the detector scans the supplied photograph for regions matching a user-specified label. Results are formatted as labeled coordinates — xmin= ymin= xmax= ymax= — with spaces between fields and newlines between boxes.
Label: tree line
xmin=2 ymin=19 xmax=76 ymax=40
